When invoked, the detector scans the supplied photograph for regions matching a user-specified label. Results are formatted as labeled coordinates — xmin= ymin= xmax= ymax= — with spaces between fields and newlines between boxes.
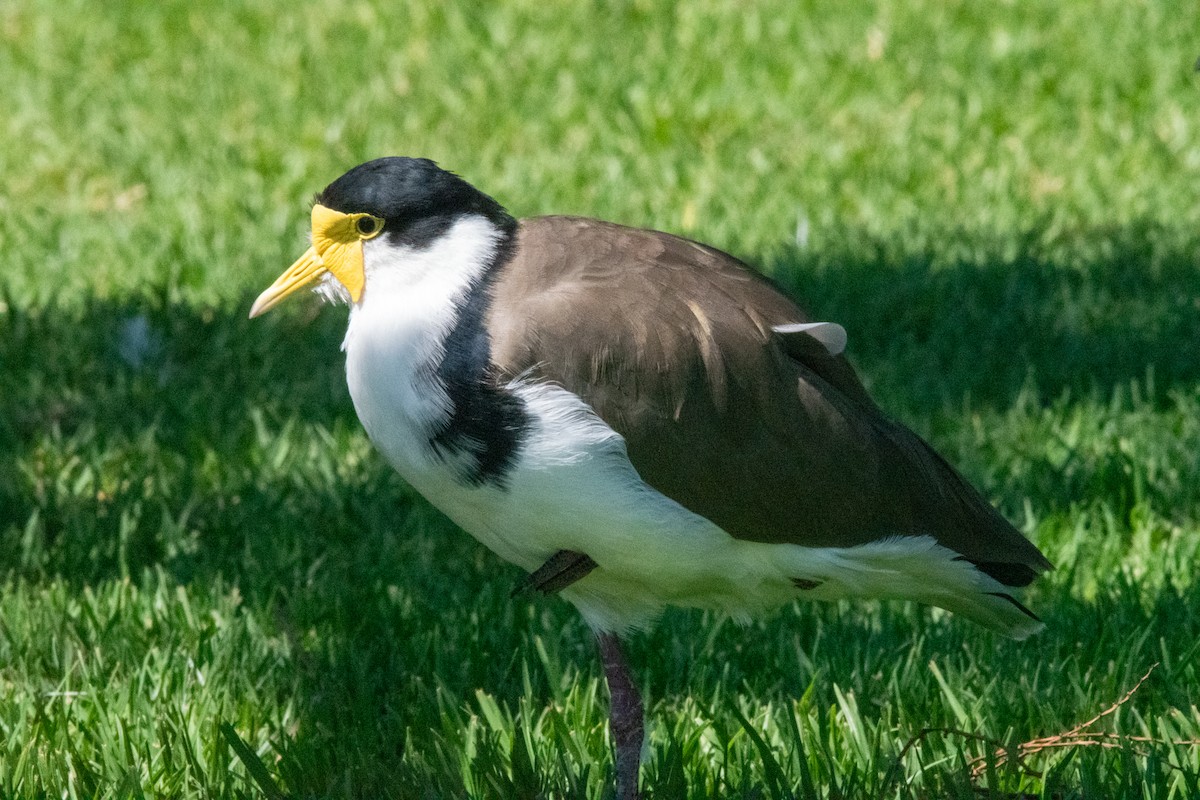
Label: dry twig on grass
xmin=883 ymin=662 xmax=1200 ymax=794
xmin=965 ymin=661 xmax=1200 ymax=778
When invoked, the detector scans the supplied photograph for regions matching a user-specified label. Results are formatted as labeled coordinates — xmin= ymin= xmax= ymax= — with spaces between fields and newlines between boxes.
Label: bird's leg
xmin=596 ymin=631 xmax=644 ymax=800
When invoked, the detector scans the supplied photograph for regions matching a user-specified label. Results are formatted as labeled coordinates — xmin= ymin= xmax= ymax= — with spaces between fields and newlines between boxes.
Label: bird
xmin=250 ymin=156 xmax=1052 ymax=799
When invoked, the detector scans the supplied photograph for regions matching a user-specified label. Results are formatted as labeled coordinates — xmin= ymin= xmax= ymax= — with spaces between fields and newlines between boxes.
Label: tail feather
xmin=930 ymin=587 xmax=1044 ymax=640
xmin=786 ymin=535 xmax=1048 ymax=639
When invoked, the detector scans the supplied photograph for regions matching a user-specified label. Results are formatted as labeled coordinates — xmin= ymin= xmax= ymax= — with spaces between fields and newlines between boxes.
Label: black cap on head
xmin=317 ymin=158 xmax=514 ymax=246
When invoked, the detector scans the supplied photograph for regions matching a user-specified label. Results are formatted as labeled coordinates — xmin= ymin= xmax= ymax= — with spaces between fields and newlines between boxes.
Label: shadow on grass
xmin=0 ymin=220 xmax=1197 ymax=795
xmin=2 ymin=220 xmax=1195 ymax=583
xmin=765 ymin=219 xmax=1200 ymax=415
xmin=4 ymin=219 xmax=1197 ymax=455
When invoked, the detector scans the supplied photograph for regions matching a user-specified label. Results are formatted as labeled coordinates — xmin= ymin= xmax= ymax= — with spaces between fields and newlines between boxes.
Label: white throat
xmin=341 ymin=214 xmax=506 ymax=477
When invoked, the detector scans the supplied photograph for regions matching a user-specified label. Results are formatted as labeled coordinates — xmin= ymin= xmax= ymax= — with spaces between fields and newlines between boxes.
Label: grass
xmin=2 ymin=0 xmax=1199 ymax=796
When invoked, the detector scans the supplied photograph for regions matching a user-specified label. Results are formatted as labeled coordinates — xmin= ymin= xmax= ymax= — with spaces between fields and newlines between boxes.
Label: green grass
xmin=2 ymin=0 xmax=1200 ymax=796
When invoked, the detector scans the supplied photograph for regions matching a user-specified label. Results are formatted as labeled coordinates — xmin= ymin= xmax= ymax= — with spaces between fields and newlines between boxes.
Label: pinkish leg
xmin=596 ymin=631 xmax=644 ymax=800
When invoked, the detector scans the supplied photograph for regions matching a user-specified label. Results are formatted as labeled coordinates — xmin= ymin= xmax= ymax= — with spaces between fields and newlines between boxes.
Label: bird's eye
xmin=356 ymin=216 xmax=382 ymax=237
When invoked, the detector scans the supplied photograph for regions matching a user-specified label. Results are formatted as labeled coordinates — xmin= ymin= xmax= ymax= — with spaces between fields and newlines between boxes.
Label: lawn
xmin=2 ymin=0 xmax=1199 ymax=797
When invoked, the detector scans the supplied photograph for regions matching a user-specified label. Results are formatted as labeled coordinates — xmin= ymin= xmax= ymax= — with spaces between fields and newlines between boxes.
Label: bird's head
xmin=249 ymin=157 xmax=513 ymax=317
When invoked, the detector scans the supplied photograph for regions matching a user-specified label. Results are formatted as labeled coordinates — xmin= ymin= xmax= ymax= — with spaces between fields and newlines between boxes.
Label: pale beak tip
xmin=248 ymin=291 xmax=273 ymax=319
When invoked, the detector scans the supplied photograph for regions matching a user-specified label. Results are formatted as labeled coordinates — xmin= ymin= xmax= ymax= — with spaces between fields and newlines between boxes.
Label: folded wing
xmin=487 ymin=216 xmax=1052 ymax=589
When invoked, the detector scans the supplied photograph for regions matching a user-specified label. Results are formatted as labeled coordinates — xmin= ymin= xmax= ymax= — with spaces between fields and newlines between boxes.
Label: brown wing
xmin=486 ymin=216 xmax=1051 ymax=586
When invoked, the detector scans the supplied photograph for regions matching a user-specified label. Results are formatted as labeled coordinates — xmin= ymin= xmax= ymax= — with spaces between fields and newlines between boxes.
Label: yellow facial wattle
xmin=249 ymin=204 xmax=385 ymax=318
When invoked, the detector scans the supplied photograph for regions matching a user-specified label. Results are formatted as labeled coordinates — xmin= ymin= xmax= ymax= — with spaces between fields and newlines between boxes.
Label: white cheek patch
xmin=772 ymin=321 xmax=848 ymax=356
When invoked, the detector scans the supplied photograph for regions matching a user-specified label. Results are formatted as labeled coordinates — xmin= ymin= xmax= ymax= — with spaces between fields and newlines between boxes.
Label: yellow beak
xmin=249 ymin=204 xmax=384 ymax=318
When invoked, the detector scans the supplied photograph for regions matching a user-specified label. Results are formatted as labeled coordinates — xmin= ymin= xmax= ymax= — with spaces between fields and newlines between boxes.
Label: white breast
xmin=344 ymin=216 xmax=497 ymax=475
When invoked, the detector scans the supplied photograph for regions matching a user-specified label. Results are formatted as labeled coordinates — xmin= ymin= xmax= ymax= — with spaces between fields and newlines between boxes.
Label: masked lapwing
xmin=250 ymin=157 xmax=1051 ymax=799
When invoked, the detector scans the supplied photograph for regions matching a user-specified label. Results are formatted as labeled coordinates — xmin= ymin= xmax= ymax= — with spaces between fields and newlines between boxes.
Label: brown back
xmin=487 ymin=217 xmax=1051 ymax=585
